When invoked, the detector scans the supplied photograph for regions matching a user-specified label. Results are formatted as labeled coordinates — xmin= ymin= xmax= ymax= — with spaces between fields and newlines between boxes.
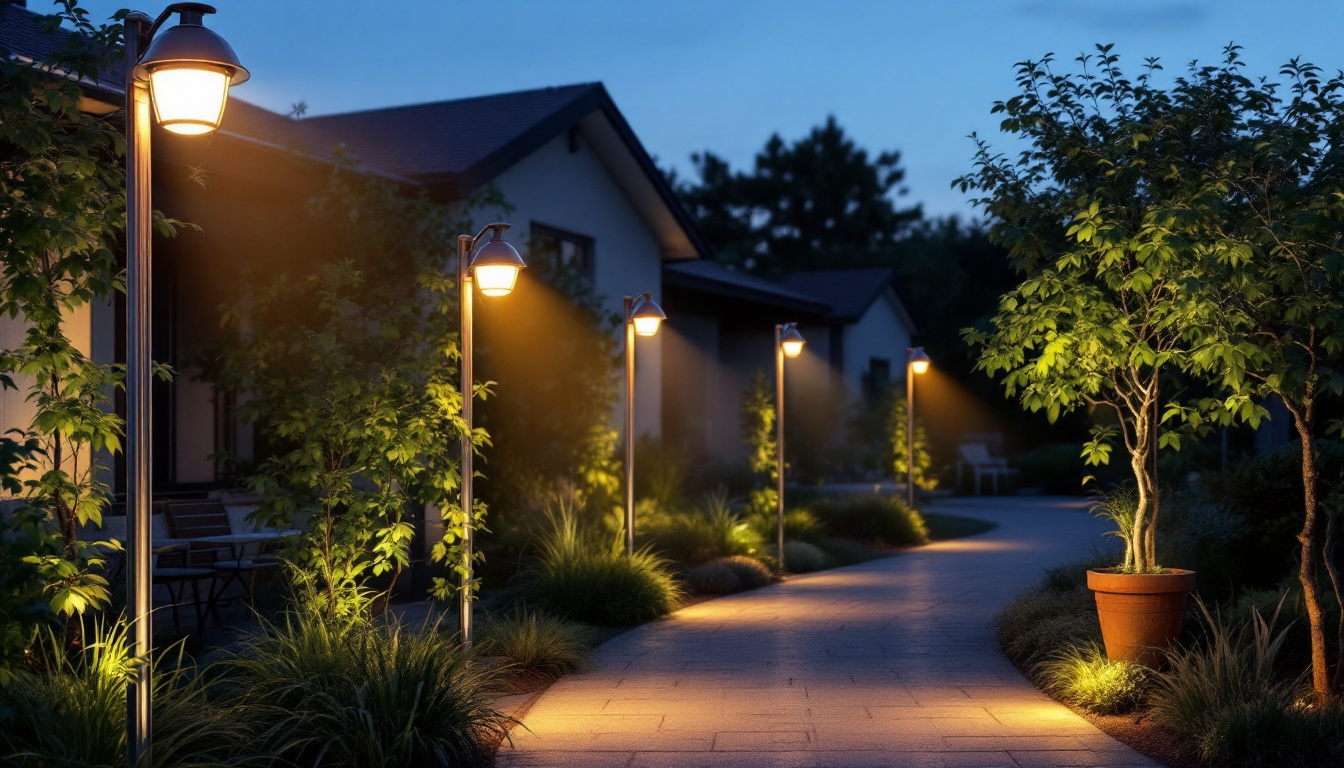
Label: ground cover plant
xmin=809 ymin=494 xmax=929 ymax=546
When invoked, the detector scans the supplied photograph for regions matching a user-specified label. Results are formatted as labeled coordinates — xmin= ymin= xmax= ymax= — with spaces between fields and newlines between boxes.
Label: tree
xmin=0 ymin=1 xmax=156 ymax=630
xmin=677 ymin=116 xmax=921 ymax=275
xmin=740 ymin=370 xmax=778 ymax=521
xmin=212 ymin=160 xmax=490 ymax=618
xmin=1182 ymin=56 xmax=1344 ymax=699
xmin=957 ymin=46 xmax=1264 ymax=574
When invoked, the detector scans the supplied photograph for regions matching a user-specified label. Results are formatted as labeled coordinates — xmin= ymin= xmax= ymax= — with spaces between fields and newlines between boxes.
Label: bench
xmin=956 ymin=443 xmax=1019 ymax=495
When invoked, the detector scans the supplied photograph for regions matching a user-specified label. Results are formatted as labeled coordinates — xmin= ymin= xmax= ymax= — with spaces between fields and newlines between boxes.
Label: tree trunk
xmin=1127 ymin=391 xmax=1156 ymax=573
xmin=1291 ymin=397 xmax=1332 ymax=701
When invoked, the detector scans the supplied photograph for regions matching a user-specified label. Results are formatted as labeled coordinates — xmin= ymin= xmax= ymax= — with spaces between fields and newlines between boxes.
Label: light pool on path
xmin=499 ymin=496 xmax=1160 ymax=768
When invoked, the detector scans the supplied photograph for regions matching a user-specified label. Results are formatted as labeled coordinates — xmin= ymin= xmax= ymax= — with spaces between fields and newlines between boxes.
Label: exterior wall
xmin=488 ymin=127 xmax=666 ymax=439
xmin=841 ymin=290 xmax=913 ymax=397
xmin=0 ymin=301 xmax=95 ymax=494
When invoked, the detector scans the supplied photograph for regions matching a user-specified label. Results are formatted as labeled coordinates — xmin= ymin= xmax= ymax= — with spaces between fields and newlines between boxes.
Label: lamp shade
xmin=469 ymin=236 xmax=526 ymax=297
xmin=630 ymin=295 xmax=666 ymax=337
xmin=133 ymin=5 xmax=248 ymax=136
xmin=909 ymin=347 xmax=931 ymax=375
xmin=780 ymin=325 xmax=805 ymax=358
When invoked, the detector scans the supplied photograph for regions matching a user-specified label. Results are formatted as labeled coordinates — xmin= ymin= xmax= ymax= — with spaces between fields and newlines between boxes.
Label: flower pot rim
xmin=1087 ymin=567 xmax=1195 ymax=594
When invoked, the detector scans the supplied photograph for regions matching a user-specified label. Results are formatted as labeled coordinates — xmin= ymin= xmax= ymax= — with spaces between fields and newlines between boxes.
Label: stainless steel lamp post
xmin=622 ymin=292 xmax=666 ymax=557
xmin=123 ymin=4 xmax=247 ymax=765
xmin=456 ymin=224 xmax=525 ymax=651
xmin=905 ymin=346 xmax=931 ymax=508
xmin=774 ymin=323 xmax=804 ymax=571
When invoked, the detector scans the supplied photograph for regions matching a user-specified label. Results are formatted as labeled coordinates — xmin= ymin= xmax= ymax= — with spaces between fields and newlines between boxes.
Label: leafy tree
xmin=889 ymin=396 xmax=935 ymax=492
xmin=212 ymin=161 xmax=493 ymax=618
xmin=1178 ymin=56 xmax=1344 ymax=699
xmin=740 ymin=370 xmax=777 ymax=520
xmin=677 ymin=116 xmax=921 ymax=276
xmin=957 ymin=46 xmax=1265 ymax=574
xmin=0 ymin=1 xmax=170 ymax=630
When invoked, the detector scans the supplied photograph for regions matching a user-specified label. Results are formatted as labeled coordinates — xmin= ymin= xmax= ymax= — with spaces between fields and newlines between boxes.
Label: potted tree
xmin=955 ymin=47 xmax=1267 ymax=667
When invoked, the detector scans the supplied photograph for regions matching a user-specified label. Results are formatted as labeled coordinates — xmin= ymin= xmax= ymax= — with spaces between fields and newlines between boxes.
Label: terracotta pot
xmin=1086 ymin=568 xmax=1195 ymax=668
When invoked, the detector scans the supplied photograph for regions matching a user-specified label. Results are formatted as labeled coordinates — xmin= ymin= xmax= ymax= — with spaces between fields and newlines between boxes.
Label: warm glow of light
xmin=148 ymin=66 xmax=230 ymax=135
xmin=473 ymin=264 xmax=521 ymax=297
xmin=633 ymin=315 xmax=662 ymax=337
xmin=911 ymin=359 xmax=930 ymax=375
xmin=781 ymin=339 xmax=804 ymax=358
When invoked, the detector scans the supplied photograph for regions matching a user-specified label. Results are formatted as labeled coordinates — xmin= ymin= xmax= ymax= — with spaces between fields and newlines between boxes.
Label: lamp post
xmin=457 ymin=224 xmax=525 ymax=652
xmin=623 ymin=292 xmax=666 ymax=557
xmin=905 ymin=346 xmax=931 ymax=508
xmin=775 ymin=323 xmax=804 ymax=570
xmin=123 ymin=4 xmax=246 ymax=765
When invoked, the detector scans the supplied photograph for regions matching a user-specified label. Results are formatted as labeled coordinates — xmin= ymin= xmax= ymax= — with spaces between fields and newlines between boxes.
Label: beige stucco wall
xmin=0 ymin=298 xmax=97 ymax=496
xmin=487 ymin=123 xmax=666 ymax=439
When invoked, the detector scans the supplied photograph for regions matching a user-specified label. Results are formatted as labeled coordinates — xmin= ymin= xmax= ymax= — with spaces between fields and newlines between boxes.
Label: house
xmin=777 ymin=267 xmax=919 ymax=399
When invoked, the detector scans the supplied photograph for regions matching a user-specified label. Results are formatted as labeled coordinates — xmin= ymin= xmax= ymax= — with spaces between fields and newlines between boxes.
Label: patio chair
xmin=107 ymin=500 xmax=215 ymax=635
xmin=164 ymin=499 xmax=278 ymax=609
xmin=956 ymin=443 xmax=1019 ymax=495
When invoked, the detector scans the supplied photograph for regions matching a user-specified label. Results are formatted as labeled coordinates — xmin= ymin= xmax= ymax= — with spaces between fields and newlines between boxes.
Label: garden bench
xmin=956 ymin=442 xmax=1018 ymax=495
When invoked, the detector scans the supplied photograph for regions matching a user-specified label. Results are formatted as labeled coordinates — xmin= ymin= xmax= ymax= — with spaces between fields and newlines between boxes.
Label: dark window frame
xmin=530 ymin=222 xmax=595 ymax=284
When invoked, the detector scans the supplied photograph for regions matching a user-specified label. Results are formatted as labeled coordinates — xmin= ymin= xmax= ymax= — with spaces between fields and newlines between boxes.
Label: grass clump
xmin=476 ymin=610 xmax=595 ymax=679
xmin=810 ymin=494 xmax=929 ymax=546
xmin=1150 ymin=600 xmax=1344 ymax=767
xmin=638 ymin=492 xmax=763 ymax=564
xmin=225 ymin=606 xmax=509 ymax=768
xmin=513 ymin=504 xmax=681 ymax=626
xmin=1 ymin=619 xmax=248 ymax=768
xmin=997 ymin=586 xmax=1100 ymax=666
xmin=781 ymin=541 xmax=827 ymax=573
xmin=1038 ymin=644 xmax=1148 ymax=714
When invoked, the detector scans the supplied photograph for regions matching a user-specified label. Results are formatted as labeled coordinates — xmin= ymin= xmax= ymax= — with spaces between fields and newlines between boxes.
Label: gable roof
xmin=302 ymin=83 xmax=710 ymax=260
xmin=777 ymin=267 xmax=917 ymax=331
xmin=664 ymin=261 xmax=829 ymax=316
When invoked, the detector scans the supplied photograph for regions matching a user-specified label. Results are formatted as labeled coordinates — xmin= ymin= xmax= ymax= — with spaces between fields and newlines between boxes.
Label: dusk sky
xmin=72 ymin=0 xmax=1344 ymax=219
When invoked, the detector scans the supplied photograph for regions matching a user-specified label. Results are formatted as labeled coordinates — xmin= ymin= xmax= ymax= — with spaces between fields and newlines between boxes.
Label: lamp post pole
xmin=906 ymin=349 xmax=916 ymax=509
xmin=775 ymin=324 xmax=786 ymax=571
xmin=622 ymin=293 xmax=665 ymax=558
xmin=123 ymin=6 xmax=248 ymax=764
xmin=457 ymin=233 xmax=476 ymax=652
xmin=454 ymin=224 xmax=525 ymax=652
xmin=624 ymin=295 xmax=636 ymax=558
xmin=123 ymin=13 xmax=154 ymax=765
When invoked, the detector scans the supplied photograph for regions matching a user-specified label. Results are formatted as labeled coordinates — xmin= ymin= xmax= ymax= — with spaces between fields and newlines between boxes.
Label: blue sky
xmin=70 ymin=0 xmax=1344 ymax=219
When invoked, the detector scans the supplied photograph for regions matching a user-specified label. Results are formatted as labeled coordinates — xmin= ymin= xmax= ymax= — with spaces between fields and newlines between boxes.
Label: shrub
xmin=684 ymin=560 xmax=742 ymax=595
xmin=638 ymin=492 xmax=763 ymax=564
xmin=810 ymin=494 xmax=929 ymax=546
xmin=1149 ymin=600 xmax=1344 ymax=767
xmin=476 ymin=610 xmax=595 ymax=679
xmin=998 ymin=587 xmax=1100 ymax=666
xmin=1 ymin=619 xmax=247 ymax=768
xmin=226 ymin=607 xmax=508 ymax=768
xmin=750 ymin=507 xmax=826 ymax=545
xmin=1037 ymin=644 xmax=1148 ymax=714
xmin=781 ymin=541 xmax=827 ymax=573
xmin=512 ymin=505 xmax=681 ymax=626
xmin=720 ymin=555 xmax=774 ymax=589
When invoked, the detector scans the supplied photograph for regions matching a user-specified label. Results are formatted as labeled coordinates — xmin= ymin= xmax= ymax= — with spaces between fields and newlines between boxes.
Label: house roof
xmin=664 ymin=261 xmax=830 ymax=316
xmin=2 ymin=5 xmax=709 ymax=259
xmin=302 ymin=83 xmax=711 ymax=259
xmin=777 ymin=267 xmax=917 ymax=331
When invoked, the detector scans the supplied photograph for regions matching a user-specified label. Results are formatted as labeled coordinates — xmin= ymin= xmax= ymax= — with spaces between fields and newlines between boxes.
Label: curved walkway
xmin=500 ymin=496 xmax=1160 ymax=768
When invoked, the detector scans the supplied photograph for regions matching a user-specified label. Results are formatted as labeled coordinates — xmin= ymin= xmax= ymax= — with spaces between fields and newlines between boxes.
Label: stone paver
xmin=499 ymin=496 xmax=1160 ymax=768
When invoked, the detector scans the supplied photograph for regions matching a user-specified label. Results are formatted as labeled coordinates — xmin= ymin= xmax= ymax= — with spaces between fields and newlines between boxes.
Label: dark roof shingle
xmin=777 ymin=267 xmax=897 ymax=322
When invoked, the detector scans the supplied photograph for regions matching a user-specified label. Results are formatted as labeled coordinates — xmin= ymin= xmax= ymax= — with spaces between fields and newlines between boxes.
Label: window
xmin=865 ymin=357 xmax=891 ymax=398
xmin=530 ymin=223 xmax=594 ymax=285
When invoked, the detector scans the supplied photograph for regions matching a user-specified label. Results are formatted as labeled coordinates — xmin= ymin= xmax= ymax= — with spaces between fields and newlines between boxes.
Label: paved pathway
xmin=499 ymin=496 xmax=1161 ymax=768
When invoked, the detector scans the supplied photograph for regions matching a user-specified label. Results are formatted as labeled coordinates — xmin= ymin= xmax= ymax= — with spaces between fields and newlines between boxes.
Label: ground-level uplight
xmin=906 ymin=346 xmax=931 ymax=508
xmin=457 ymin=224 xmax=525 ymax=651
xmin=775 ymin=323 xmax=804 ymax=570
xmin=124 ymin=3 xmax=247 ymax=765
xmin=624 ymin=292 xmax=666 ymax=556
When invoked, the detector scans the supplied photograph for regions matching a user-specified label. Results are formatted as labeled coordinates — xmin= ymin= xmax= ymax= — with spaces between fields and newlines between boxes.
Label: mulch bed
xmin=1078 ymin=709 xmax=1198 ymax=768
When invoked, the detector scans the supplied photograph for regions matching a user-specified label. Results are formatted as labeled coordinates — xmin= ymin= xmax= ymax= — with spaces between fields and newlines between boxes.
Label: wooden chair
xmin=956 ymin=443 xmax=1019 ymax=495
xmin=164 ymin=499 xmax=278 ymax=609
